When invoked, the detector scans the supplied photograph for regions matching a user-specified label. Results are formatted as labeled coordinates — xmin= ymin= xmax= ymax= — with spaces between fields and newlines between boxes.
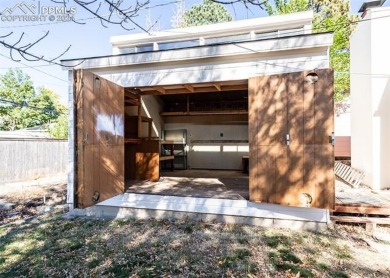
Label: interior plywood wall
xmin=125 ymin=95 xmax=164 ymax=138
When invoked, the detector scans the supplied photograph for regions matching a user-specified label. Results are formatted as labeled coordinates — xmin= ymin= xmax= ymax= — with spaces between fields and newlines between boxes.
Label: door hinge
xmin=82 ymin=132 xmax=88 ymax=145
xmin=329 ymin=132 xmax=335 ymax=146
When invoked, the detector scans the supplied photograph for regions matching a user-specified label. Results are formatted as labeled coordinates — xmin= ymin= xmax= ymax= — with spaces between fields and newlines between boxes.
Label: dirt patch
xmin=0 ymin=182 xmax=67 ymax=225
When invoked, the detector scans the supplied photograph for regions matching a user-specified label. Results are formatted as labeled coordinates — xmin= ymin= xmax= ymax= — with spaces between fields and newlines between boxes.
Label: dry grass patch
xmin=0 ymin=214 xmax=389 ymax=277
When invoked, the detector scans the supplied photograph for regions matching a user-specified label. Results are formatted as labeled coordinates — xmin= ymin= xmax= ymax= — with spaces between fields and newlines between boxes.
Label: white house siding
xmin=351 ymin=7 xmax=390 ymax=190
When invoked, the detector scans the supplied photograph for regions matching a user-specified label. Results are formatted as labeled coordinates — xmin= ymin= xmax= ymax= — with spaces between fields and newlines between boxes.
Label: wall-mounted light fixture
xmin=305 ymin=72 xmax=319 ymax=84
xmin=95 ymin=77 xmax=101 ymax=89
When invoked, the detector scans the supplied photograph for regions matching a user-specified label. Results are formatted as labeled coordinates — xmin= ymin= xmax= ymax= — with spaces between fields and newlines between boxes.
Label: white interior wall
xmin=164 ymin=115 xmax=248 ymax=170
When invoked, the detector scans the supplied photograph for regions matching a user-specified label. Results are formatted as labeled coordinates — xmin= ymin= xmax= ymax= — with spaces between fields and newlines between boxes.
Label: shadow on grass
xmin=0 ymin=215 xmax=386 ymax=277
xmin=0 ymin=215 xmax=258 ymax=277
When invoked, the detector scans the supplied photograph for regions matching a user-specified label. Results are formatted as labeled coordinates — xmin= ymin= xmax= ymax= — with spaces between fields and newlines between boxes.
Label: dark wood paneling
xmin=125 ymin=140 xmax=160 ymax=182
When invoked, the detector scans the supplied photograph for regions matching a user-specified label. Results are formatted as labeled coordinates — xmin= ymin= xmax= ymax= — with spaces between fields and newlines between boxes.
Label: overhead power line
xmin=0 ymin=53 xmax=68 ymax=83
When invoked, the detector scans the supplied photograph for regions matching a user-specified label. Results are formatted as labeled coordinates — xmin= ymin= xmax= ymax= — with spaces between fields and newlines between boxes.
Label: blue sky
xmin=0 ymin=0 xmax=388 ymax=104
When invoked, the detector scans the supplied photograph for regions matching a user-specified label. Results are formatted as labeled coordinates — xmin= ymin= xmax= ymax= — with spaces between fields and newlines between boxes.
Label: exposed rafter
xmin=213 ymin=83 xmax=222 ymax=91
xmin=183 ymin=84 xmax=194 ymax=93
xmin=128 ymin=80 xmax=248 ymax=96
xmin=160 ymin=110 xmax=248 ymax=116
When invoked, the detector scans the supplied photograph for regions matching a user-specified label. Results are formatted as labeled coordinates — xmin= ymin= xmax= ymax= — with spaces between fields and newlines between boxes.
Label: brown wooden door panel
xmin=75 ymin=69 xmax=124 ymax=208
xmin=248 ymin=69 xmax=334 ymax=209
xmin=314 ymin=69 xmax=334 ymax=145
xmin=303 ymin=145 xmax=317 ymax=205
xmin=287 ymin=72 xmax=304 ymax=146
xmin=80 ymin=70 xmax=98 ymax=145
xmin=274 ymin=145 xmax=289 ymax=204
xmin=273 ymin=75 xmax=288 ymax=147
xmin=249 ymin=146 xmax=276 ymax=202
xmin=135 ymin=153 xmax=159 ymax=182
xmin=312 ymin=145 xmax=335 ymax=209
xmin=275 ymin=145 xmax=305 ymax=207
xmin=248 ymin=74 xmax=287 ymax=147
xmin=303 ymin=74 xmax=315 ymax=145
xmin=100 ymin=145 xmax=124 ymax=201
xmin=248 ymin=76 xmax=259 ymax=149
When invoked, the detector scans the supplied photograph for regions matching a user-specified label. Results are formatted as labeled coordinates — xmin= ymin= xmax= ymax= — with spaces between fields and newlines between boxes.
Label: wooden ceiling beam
xmin=183 ymin=84 xmax=194 ymax=93
xmin=152 ymin=86 xmax=166 ymax=94
xmin=125 ymin=88 xmax=141 ymax=96
xmin=161 ymin=84 xmax=248 ymax=95
xmin=160 ymin=110 xmax=248 ymax=116
xmin=213 ymin=83 xmax=222 ymax=91
xmin=126 ymin=80 xmax=248 ymax=96
xmin=125 ymin=99 xmax=139 ymax=106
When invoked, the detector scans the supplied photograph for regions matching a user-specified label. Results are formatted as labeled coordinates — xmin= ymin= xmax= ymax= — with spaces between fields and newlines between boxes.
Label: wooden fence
xmin=0 ymin=138 xmax=68 ymax=183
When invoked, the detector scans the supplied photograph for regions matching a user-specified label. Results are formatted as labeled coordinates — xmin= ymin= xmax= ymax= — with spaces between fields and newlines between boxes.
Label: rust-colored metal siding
xmin=248 ymin=69 xmax=335 ymax=209
xmin=75 ymin=70 xmax=124 ymax=208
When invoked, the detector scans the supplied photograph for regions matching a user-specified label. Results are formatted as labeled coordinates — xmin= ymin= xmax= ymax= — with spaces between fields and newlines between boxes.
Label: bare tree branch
xmin=0 ymin=32 xmax=13 ymax=39
xmin=0 ymin=0 xmax=152 ymax=65
xmin=50 ymin=0 xmax=152 ymax=32
xmin=0 ymin=32 xmax=80 ymax=67
xmin=211 ymin=0 xmax=268 ymax=9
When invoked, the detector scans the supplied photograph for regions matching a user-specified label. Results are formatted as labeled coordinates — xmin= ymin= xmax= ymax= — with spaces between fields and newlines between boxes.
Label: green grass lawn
xmin=0 ymin=213 xmax=389 ymax=277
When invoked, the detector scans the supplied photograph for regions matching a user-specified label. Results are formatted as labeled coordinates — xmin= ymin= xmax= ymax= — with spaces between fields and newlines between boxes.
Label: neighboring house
xmin=350 ymin=3 xmax=390 ymax=191
xmin=0 ymin=125 xmax=51 ymax=139
xmin=62 ymin=11 xmax=335 ymax=223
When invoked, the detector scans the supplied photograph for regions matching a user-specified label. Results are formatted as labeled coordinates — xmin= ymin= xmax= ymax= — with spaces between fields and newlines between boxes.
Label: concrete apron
xmin=70 ymin=193 xmax=330 ymax=232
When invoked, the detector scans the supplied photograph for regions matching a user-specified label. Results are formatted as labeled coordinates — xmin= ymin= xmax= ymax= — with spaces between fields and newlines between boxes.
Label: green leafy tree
xmin=179 ymin=0 xmax=232 ymax=28
xmin=265 ymin=0 xmax=312 ymax=15
xmin=0 ymin=69 xmax=67 ymax=137
xmin=49 ymin=113 xmax=68 ymax=139
xmin=264 ymin=0 xmax=356 ymax=101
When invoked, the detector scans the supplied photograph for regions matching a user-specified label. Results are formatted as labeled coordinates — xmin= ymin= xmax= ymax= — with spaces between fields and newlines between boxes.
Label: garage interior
xmin=123 ymin=80 xmax=250 ymax=200
xmin=74 ymin=68 xmax=334 ymax=210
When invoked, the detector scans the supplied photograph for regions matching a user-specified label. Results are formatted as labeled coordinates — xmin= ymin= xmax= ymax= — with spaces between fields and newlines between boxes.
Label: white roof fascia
xmin=62 ymin=32 xmax=333 ymax=70
xmin=110 ymin=11 xmax=314 ymax=48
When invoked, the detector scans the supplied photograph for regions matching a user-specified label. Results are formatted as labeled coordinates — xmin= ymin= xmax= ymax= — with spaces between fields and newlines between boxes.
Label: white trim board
xmin=110 ymin=11 xmax=314 ymax=49
xmin=62 ymin=33 xmax=333 ymax=70
xmin=96 ymin=193 xmax=330 ymax=223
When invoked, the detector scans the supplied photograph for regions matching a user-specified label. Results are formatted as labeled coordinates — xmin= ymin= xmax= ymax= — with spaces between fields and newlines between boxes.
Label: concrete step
xmin=67 ymin=193 xmax=333 ymax=231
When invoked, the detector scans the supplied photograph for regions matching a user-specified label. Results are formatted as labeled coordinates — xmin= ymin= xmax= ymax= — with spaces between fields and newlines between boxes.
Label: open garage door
xmin=248 ymin=69 xmax=335 ymax=209
xmin=74 ymin=70 xmax=124 ymax=208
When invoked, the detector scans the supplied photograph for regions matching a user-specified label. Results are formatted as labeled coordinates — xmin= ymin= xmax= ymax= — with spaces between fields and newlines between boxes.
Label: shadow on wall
xmin=375 ymin=77 xmax=390 ymax=190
